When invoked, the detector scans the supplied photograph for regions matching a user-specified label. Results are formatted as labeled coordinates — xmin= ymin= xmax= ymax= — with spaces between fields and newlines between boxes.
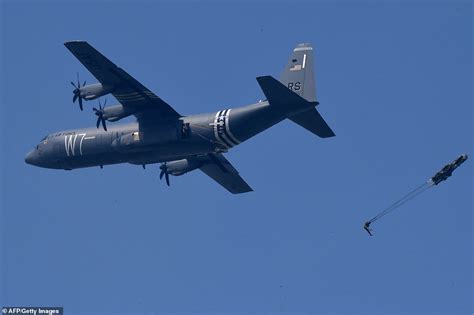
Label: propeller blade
xmin=101 ymin=117 xmax=107 ymax=131
xmin=96 ymin=117 xmax=101 ymax=129
xmin=83 ymin=80 xmax=86 ymax=87
xmin=159 ymin=162 xmax=170 ymax=186
xmin=72 ymin=74 xmax=85 ymax=110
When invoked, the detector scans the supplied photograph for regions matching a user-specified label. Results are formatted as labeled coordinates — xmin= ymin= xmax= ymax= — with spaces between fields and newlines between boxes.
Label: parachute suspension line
xmin=368 ymin=180 xmax=434 ymax=224
xmin=371 ymin=183 xmax=432 ymax=222
xmin=368 ymin=182 xmax=430 ymax=223
xmin=369 ymin=182 xmax=427 ymax=223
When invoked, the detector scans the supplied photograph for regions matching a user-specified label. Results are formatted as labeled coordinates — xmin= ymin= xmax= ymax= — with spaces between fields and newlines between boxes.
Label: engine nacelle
xmin=101 ymin=104 xmax=136 ymax=122
xmin=79 ymin=83 xmax=114 ymax=100
xmin=165 ymin=159 xmax=202 ymax=176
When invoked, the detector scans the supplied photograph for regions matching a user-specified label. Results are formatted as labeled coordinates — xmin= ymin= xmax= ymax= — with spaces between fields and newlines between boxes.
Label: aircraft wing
xmin=199 ymin=154 xmax=253 ymax=194
xmin=64 ymin=41 xmax=181 ymax=121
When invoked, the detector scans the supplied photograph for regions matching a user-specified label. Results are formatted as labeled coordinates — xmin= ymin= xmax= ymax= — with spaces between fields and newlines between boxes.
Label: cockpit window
xmin=40 ymin=135 xmax=48 ymax=141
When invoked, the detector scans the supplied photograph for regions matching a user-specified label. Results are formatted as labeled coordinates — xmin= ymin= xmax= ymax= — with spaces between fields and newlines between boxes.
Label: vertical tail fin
xmin=279 ymin=43 xmax=316 ymax=102
xmin=256 ymin=43 xmax=335 ymax=138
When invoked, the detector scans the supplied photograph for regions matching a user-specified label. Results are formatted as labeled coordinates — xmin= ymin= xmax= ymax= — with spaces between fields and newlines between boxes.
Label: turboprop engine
xmin=93 ymin=102 xmax=136 ymax=131
xmin=163 ymin=159 xmax=203 ymax=176
xmin=159 ymin=159 xmax=203 ymax=186
xmin=71 ymin=73 xmax=114 ymax=110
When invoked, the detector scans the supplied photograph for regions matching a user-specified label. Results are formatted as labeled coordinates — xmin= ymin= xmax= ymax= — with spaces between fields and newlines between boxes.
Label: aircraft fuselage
xmin=25 ymin=101 xmax=285 ymax=170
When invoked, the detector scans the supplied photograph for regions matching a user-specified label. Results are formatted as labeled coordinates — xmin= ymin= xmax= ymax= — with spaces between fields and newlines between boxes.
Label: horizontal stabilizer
xmin=256 ymin=75 xmax=308 ymax=112
xmin=289 ymin=108 xmax=335 ymax=138
xmin=199 ymin=154 xmax=253 ymax=194
xmin=257 ymin=75 xmax=335 ymax=138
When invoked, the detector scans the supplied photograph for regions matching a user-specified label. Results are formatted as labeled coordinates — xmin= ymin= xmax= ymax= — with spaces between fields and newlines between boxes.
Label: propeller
xmin=71 ymin=72 xmax=86 ymax=111
xmin=93 ymin=98 xmax=107 ymax=131
xmin=159 ymin=163 xmax=170 ymax=186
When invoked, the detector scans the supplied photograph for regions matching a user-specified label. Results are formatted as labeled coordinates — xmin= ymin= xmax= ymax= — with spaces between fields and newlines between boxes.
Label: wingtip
xmin=231 ymin=188 xmax=254 ymax=194
xmin=293 ymin=43 xmax=313 ymax=52
xmin=64 ymin=40 xmax=88 ymax=46
xmin=256 ymin=75 xmax=271 ymax=81
xmin=318 ymin=127 xmax=336 ymax=138
xmin=256 ymin=75 xmax=277 ymax=84
xmin=324 ymin=128 xmax=336 ymax=138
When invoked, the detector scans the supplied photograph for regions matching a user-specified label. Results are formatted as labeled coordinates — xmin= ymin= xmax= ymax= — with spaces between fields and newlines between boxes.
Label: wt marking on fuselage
xmin=64 ymin=133 xmax=95 ymax=156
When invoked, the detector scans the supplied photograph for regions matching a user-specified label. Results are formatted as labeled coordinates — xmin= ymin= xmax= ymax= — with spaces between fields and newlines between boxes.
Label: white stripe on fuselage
xmin=217 ymin=109 xmax=235 ymax=147
xmin=224 ymin=109 xmax=241 ymax=145
xmin=213 ymin=110 xmax=230 ymax=149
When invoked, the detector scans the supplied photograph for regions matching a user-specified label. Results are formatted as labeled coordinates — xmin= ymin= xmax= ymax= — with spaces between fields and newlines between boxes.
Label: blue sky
xmin=1 ymin=1 xmax=472 ymax=314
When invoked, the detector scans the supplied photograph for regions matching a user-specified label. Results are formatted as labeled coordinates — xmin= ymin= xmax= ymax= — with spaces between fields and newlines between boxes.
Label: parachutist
xmin=431 ymin=154 xmax=468 ymax=185
xmin=363 ymin=221 xmax=373 ymax=236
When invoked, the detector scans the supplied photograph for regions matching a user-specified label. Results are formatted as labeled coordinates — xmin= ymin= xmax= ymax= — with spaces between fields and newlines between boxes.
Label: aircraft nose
xmin=25 ymin=149 xmax=38 ymax=165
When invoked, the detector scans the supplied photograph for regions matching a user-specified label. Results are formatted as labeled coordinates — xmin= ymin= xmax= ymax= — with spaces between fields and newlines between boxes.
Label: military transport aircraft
xmin=25 ymin=41 xmax=335 ymax=193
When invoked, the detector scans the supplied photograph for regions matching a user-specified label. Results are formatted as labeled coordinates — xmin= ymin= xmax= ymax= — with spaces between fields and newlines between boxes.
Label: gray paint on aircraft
xmin=25 ymin=42 xmax=335 ymax=193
